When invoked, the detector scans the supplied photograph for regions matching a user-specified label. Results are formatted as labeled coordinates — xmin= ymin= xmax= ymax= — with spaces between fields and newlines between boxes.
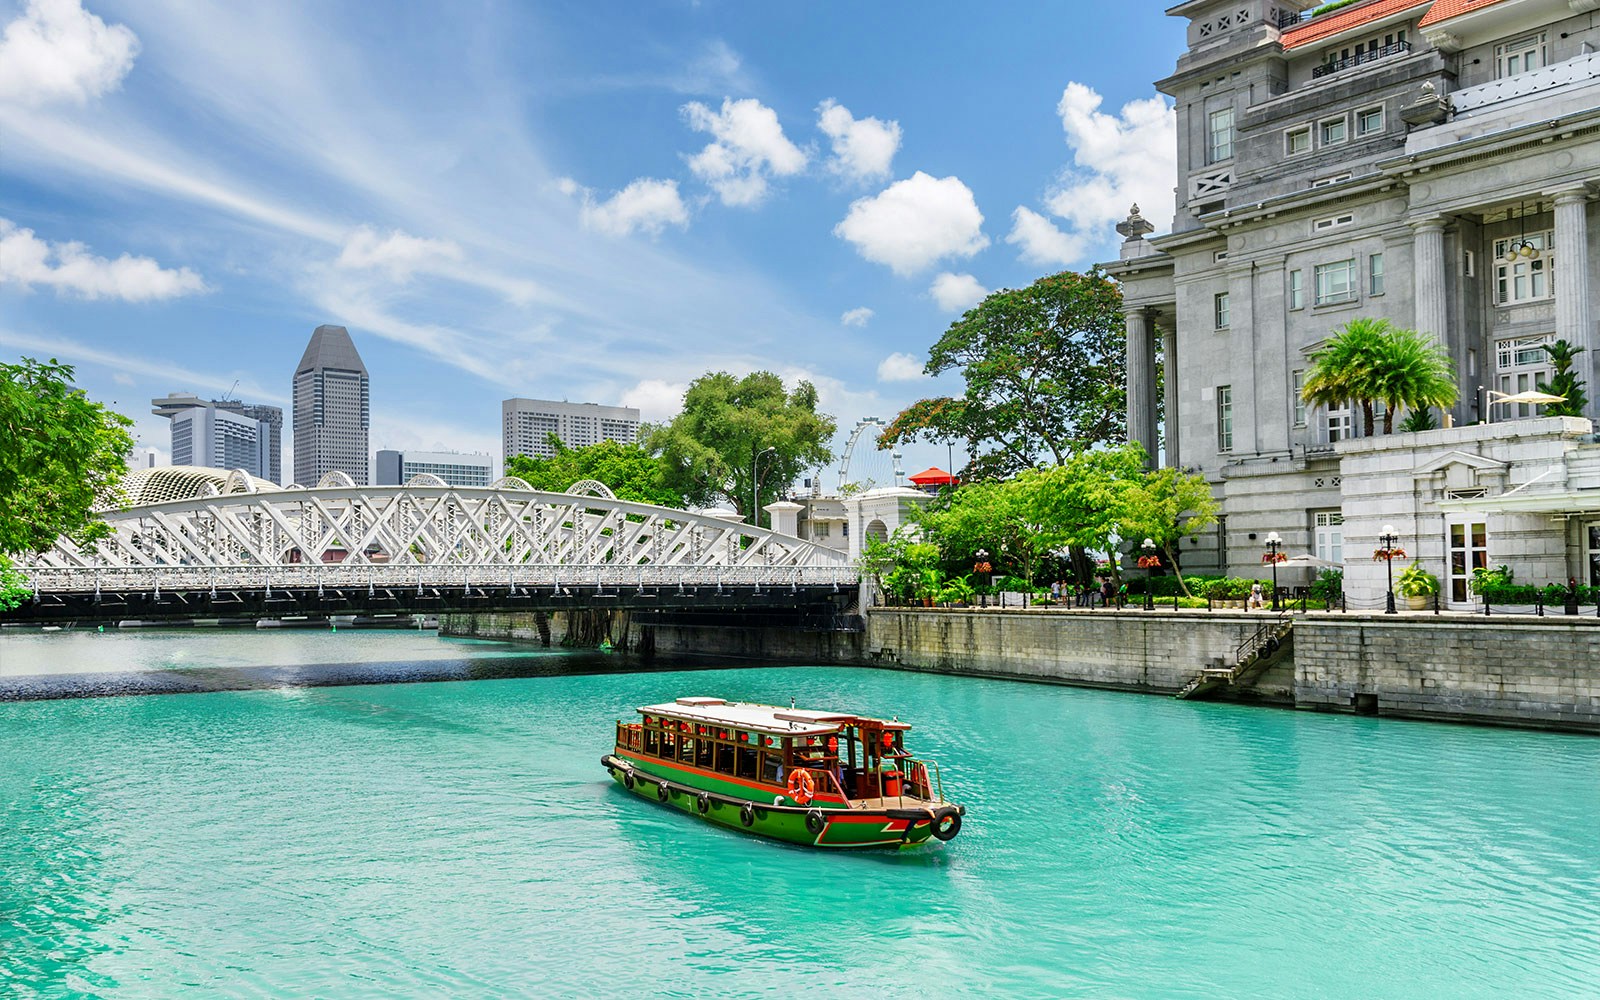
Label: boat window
xmin=737 ymin=747 xmax=758 ymax=780
xmin=761 ymin=753 xmax=781 ymax=785
xmin=678 ymin=738 xmax=696 ymax=764
xmin=715 ymin=743 xmax=736 ymax=775
xmin=696 ymin=739 xmax=713 ymax=768
xmin=644 ymin=727 xmax=661 ymax=757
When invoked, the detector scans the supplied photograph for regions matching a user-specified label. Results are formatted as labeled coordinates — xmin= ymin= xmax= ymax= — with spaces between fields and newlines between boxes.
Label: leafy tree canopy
xmin=504 ymin=438 xmax=683 ymax=507
xmin=2 ymin=358 xmax=133 ymax=609
xmin=1302 ymin=318 xmax=1457 ymax=434
xmin=648 ymin=371 xmax=835 ymax=526
xmin=1 ymin=357 xmax=133 ymax=556
xmin=881 ymin=269 xmax=1125 ymax=479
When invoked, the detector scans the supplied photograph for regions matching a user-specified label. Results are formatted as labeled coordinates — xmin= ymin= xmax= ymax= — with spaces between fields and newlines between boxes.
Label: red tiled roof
xmin=1417 ymin=0 xmax=1503 ymax=27
xmin=1281 ymin=0 xmax=1432 ymax=50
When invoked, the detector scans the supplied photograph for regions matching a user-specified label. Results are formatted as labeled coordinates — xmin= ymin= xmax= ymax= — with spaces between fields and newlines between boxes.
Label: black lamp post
xmin=1380 ymin=523 xmax=1399 ymax=614
xmin=1140 ymin=538 xmax=1156 ymax=610
xmin=751 ymin=445 xmax=776 ymax=528
xmin=1264 ymin=531 xmax=1283 ymax=612
xmin=974 ymin=548 xmax=992 ymax=608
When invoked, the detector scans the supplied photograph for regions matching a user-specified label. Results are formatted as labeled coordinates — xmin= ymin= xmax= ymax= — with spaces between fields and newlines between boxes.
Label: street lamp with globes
xmin=1379 ymin=524 xmax=1399 ymax=614
xmin=1264 ymin=531 xmax=1283 ymax=611
xmin=1140 ymin=538 xmax=1156 ymax=610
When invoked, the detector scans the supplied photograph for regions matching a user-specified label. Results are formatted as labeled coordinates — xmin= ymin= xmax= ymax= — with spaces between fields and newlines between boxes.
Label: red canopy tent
xmin=907 ymin=466 xmax=959 ymax=487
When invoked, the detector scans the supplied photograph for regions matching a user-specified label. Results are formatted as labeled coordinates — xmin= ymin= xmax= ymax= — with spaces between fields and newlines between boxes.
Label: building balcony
xmin=1450 ymin=52 xmax=1600 ymax=117
xmin=1312 ymin=40 xmax=1411 ymax=79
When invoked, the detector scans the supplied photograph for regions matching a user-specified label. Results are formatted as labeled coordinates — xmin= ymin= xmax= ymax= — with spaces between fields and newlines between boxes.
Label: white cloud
xmin=0 ymin=218 xmax=207 ymax=301
xmin=0 ymin=0 xmax=138 ymax=107
xmin=929 ymin=271 xmax=987 ymax=312
xmin=112 ymin=371 xmax=135 ymax=386
xmin=567 ymin=177 xmax=689 ymax=238
xmin=0 ymin=328 xmax=284 ymax=403
xmin=682 ymin=97 xmax=807 ymax=207
xmin=1041 ymin=83 xmax=1176 ymax=251
xmin=876 ymin=352 xmax=926 ymax=382
xmin=1005 ymin=206 xmax=1087 ymax=268
xmin=840 ymin=306 xmax=873 ymax=327
xmin=816 ymin=99 xmax=900 ymax=183
xmin=620 ymin=378 xmax=687 ymax=423
xmin=833 ymin=171 xmax=988 ymax=276
xmin=336 ymin=226 xmax=462 ymax=277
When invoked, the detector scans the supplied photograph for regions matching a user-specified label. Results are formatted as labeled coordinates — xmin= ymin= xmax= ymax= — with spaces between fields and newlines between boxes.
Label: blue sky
xmin=0 ymin=0 xmax=1184 ymax=486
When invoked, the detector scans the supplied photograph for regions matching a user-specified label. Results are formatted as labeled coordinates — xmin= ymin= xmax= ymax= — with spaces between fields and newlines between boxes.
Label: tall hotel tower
xmin=292 ymin=324 xmax=370 ymax=485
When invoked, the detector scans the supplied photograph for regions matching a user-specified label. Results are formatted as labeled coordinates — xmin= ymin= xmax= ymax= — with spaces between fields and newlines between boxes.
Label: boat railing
xmin=818 ymin=767 xmax=853 ymax=807
xmin=903 ymin=756 xmax=945 ymax=805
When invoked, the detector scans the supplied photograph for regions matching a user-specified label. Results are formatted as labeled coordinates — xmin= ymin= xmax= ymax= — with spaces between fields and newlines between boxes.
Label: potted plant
xmin=1396 ymin=563 xmax=1440 ymax=610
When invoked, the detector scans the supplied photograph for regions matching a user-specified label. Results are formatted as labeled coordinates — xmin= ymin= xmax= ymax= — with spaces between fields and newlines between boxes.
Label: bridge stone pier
xmin=3 ymin=468 xmax=856 ymax=625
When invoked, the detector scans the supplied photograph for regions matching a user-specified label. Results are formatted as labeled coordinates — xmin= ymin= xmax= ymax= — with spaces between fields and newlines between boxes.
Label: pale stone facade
xmin=1106 ymin=0 xmax=1600 ymax=602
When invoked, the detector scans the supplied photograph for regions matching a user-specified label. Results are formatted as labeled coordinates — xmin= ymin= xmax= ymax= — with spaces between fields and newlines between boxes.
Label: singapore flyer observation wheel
xmin=835 ymin=417 xmax=904 ymax=493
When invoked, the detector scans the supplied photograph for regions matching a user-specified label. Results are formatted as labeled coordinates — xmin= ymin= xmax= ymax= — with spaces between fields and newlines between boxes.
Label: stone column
xmin=1161 ymin=323 xmax=1180 ymax=468
xmin=1412 ymin=217 xmax=1448 ymax=343
xmin=1126 ymin=308 xmax=1156 ymax=464
xmin=1551 ymin=187 xmax=1594 ymax=416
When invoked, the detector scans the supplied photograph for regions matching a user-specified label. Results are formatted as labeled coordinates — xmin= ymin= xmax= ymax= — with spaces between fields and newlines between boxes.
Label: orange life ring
xmin=786 ymin=768 xmax=816 ymax=805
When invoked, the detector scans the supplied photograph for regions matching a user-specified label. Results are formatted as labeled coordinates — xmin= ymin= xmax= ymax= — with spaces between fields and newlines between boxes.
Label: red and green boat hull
xmin=602 ymin=752 xmax=961 ymax=849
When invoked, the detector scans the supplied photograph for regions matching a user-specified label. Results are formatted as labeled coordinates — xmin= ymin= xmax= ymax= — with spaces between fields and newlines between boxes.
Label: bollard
xmin=1536 ymin=593 xmax=1544 ymax=617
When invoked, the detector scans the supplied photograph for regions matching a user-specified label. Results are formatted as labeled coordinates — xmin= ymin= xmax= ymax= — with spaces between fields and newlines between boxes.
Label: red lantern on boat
xmin=763 ymin=736 xmax=773 ymax=746
xmin=827 ymin=737 xmax=838 ymax=753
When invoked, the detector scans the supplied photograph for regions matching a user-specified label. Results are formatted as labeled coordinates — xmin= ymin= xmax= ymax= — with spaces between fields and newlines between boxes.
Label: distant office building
xmin=502 ymin=398 xmax=640 ymax=462
xmin=151 ymin=392 xmax=283 ymax=482
xmin=293 ymin=325 xmax=369 ymax=485
xmin=376 ymin=449 xmax=494 ymax=488
xmin=132 ymin=448 xmax=159 ymax=471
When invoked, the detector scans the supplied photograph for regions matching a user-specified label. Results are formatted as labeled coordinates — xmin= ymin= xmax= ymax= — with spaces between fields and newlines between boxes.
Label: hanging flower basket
xmin=1136 ymin=554 xmax=1162 ymax=569
xmin=1373 ymin=547 xmax=1406 ymax=561
xmin=1261 ymin=552 xmax=1287 ymax=565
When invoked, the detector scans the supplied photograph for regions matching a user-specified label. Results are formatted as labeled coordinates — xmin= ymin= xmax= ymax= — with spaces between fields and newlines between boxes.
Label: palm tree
xmin=1538 ymin=339 xmax=1589 ymax=418
xmin=1369 ymin=326 xmax=1458 ymax=433
xmin=1301 ymin=318 xmax=1386 ymax=435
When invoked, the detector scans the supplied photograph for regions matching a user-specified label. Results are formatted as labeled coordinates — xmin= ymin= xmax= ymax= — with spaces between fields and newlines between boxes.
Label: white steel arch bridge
xmin=7 ymin=470 xmax=855 ymax=623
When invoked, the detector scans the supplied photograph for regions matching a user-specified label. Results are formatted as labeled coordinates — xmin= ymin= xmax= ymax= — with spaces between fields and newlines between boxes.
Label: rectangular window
xmin=1357 ymin=105 xmax=1384 ymax=136
xmin=1587 ymin=523 xmax=1600 ymax=587
xmin=1496 ymin=334 xmax=1555 ymax=418
xmin=1463 ymin=249 xmax=1476 ymax=278
xmin=1310 ymin=173 xmax=1352 ymax=189
xmin=1209 ymin=107 xmax=1235 ymax=163
xmin=1216 ymin=385 xmax=1233 ymax=452
xmin=1497 ymin=33 xmax=1546 ymax=78
xmin=1369 ymin=252 xmax=1385 ymax=295
xmin=1289 ymin=269 xmax=1304 ymax=310
xmin=1447 ymin=520 xmax=1489 ymax=606
xmin=1292 ymin=370 xmax=1306 ymax=426
xmin=1286 ymin=126 xmax=1311 ymax=155
xmin=1326 ymin=400 xmax=1353 ymax=442
xmin=1214 ymin=291 xmax=1230 ymax=330
xmin=1493 ymin=233 xmax=1553 ymax=304
xmin=1314 ymin=259 xmax=1357 ymax=305
xmin=1313 ymin=511 xmax=1343 ymax=566
xmin=1313 ymin=213 xmax=1354 ymax=232
xmin=1320 ymin=116 xmax=1348 ymax=146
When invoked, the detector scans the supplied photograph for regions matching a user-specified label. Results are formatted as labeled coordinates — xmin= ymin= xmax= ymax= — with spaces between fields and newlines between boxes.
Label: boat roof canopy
xmin=637 ymin=697 xmax=910 ymax=737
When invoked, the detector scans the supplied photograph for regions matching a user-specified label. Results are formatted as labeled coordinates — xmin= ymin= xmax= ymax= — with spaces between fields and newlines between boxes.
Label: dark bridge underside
xmin=2 ymin=584 xmax=851 ymax=626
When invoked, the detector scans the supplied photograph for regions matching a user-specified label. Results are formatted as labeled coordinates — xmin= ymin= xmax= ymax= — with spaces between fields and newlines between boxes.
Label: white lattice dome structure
xmin=100 ymin=466 xmax=281 ymax=509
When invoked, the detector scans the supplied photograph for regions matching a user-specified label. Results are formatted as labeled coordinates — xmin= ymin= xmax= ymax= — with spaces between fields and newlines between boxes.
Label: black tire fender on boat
xmin=932 ymin=807 xmax=962 ymax=841
xmin=657 ymin=780 xmax=671 ymax=803
xmin=805 ymin=809 xmax=826 ymax=836
xmin=696 ymin=792 xmax=710 ymax=815
xmin=739 ymin=802 xmax=756 ymax=827
xmin=622 ymin=767 xmax=635 ymax=790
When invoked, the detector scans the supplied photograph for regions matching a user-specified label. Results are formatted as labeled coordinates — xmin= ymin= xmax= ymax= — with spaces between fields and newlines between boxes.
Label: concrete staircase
xmin=1176 ymin=615 xmax=1295 ymax=700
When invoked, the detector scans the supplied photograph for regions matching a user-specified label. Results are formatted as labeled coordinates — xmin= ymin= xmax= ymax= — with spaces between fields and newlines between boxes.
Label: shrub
xmin=1202 ymin=577 xmax=1271 ymax=601
xmin=1396 ymin=563 xmax=1440 ymax=597
xmin=1309 ymin=569 xmax=1343 ymax=602
xmin=1125 ymin=574 xmax=1221 ymax=597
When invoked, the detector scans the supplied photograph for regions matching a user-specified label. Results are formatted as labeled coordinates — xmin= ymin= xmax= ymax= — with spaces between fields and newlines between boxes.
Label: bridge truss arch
xmin=15 ymin=484 xmax=855 ymax=595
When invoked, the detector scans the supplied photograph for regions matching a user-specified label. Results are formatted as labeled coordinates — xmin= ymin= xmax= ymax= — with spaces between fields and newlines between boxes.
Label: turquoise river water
xmin=2 ymin=630 xmax=1598 ymax=998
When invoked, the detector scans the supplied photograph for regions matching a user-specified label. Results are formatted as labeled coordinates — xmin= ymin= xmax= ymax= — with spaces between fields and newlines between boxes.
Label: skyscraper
xmin=502 ymin=398 xmax=640 ymax=463
xmin=293 ymin=324 xmax=370 ymax=485
xmin=152 ymin=392 xmax=283 ymax=483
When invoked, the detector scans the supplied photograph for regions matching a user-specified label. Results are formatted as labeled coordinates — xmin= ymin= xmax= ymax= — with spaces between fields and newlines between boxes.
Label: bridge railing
xmin=16 ymin=562 xmax=860 ymax=594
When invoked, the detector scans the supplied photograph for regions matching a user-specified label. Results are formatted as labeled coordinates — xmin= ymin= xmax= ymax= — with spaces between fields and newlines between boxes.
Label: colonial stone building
xmin=1107 ymin=0 xmax=1600 ymax=605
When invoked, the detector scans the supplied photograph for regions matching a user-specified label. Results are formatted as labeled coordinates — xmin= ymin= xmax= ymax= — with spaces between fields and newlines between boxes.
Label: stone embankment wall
xmin=1294 ymin=616 xmax=1600 ymax=731
xmin=864 ymin=609 xmax=1267 ymax=695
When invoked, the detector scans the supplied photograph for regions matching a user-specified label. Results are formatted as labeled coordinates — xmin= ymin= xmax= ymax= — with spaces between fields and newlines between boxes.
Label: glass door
xmin=1447 ymin=520 xmax=1488 ymax=607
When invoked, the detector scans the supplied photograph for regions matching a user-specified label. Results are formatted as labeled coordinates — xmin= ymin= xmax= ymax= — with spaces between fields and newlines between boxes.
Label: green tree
xmin=1538 ymin=339 xmax=1589 ymax=417
xmin=1022 ymin=445 xmax=1148 ymax=578
xmin=1 ymin=358 xmax=134 ymax=608
xmin=648 ymin=371 xmax=835 ymax=527
xmin=1301 ymin=318 xmax=1386 ymax=436
xmin=1302 ymin=318 xmax=1456 ymax=435
xmin=1369 ymin=326 xmax=1458 ymax=433
xmin=915 ymin=475 xmax=1062 ymax=588
xmin=1113 ymin=461 xmax=1220 ymax=598
xmin=880 ymin=269 xmax=1125 ymax=479
xmin=505 ymin=438 xmax=683 ymax=507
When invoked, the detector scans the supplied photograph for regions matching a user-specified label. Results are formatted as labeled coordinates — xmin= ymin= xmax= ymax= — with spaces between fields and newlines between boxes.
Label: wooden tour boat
xmin=603 ymin=697 xmax=965 ymax=849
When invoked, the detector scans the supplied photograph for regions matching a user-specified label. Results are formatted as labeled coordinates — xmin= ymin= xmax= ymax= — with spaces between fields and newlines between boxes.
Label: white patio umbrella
xmin=1489 ymin=389 xmax=1567 ymax=406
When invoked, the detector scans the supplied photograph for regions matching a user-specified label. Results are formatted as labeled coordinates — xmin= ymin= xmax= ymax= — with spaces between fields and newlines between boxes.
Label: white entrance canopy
xmin=1437 ymin=490 xmax=1600 ymax=516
